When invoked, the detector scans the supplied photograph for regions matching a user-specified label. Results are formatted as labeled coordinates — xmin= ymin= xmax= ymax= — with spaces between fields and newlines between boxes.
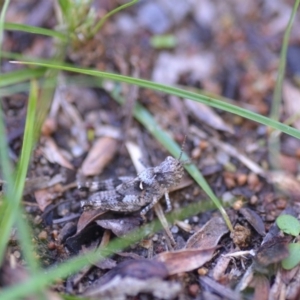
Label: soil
xmin=2 ymin=1 xmax=300 ymax=299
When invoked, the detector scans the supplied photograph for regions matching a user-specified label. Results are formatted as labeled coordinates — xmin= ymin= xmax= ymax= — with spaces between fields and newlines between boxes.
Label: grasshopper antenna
xmin=178 ymin=135 xmax=187 ymax=161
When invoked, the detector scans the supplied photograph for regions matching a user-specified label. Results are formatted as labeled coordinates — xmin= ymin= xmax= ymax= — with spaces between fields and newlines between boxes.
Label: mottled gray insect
xmin=79 ymin=154 xmax=185 ymax=217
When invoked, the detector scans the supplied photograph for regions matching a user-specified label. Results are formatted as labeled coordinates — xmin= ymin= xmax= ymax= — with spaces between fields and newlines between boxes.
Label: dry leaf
xmin=249 ymin=274 xmax=269 ymax=300
xmin=96 ymin=216 xmax=142 ymax=237
xmin=185 ymin=216 xmax=229 ymax=249
xmin=1 ymin=257 xmax=62 ymax=300
xmin=65 ymin=222 xmax=103 ymax=254
xmin=34 ymin=188 xmax=59 ymax=212
xmin=154 ymin=217 xmax=229 ymax=275
xmin=76 ymin=208 xmax=107 ymax=234
xmin=81 ymin=137 xmax=118 ymax=176
xmin=239 ymin=207 xmax=266 ymax=236
xmin=212 ymin=254 xmax=232 ymax=282
xmin=42 ymin=137 xmax=74 ymax=170
xmin=199 ymin=276 xmax=241 ymax=300
xmin=267 ymin=171 xmax=300 ymax=198
xmin=83 ymin=259 xmax=181 ymax=300
xmin=255 ymin=236 xmax=290 ymax=267
xmin=268 ymin=268 xmax=285 ymax=300
xmin=81 ymin=232 xmax=117 ymax=270
xmin=185 ymin=99 xmax=234 ymax=134
xmin=286 ymin=265 xmax=300 ymax=300
xmin=155 ymin=248 xmax=215 ymax=275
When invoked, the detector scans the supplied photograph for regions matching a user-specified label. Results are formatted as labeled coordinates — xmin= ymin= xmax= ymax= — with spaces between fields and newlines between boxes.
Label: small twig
xmin=154 ymin=203 xmax=176 ymax=248
xmin=190 ymin=125 xmax=265 ymax=176
xmin=52 ymin=213 xmax=80 ymax=224
xmin=222 ymin=249 xmax=255 ymax=258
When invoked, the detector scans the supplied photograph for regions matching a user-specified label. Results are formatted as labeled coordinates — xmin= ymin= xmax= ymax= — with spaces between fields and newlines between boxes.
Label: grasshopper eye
xmin=139 ymin=181 xmax=143 ymax=190
xmin=155 ymin=172 xmax=167 ymax=183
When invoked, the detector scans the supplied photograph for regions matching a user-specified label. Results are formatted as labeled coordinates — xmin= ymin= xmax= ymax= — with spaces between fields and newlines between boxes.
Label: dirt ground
xmin=2 ymin=1 xmax=300 ymax=299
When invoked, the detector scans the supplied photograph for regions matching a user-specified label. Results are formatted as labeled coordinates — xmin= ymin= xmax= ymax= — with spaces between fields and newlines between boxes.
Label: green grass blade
xmin=0 ymin=75 xmax=60 ymax=97
xmin=4 ymin=22 xmax=67 ymax=40
xmin=270 ymin=0 xmax=300 ymax=120
xmin=0 ymin=0 xmax=14 ymax=264
xmin=268 ymin=0 xmax=300 ymax=170
xmin=0 ymin=84 xmax=28 ymax=96
xmin=57 ymin=0 xmax=71 ymax=20
xmin=0 ymin=68 xmax=46 ymax=87
xmin=1 ymin=50 xmax=44 ymax=60
xmin=0 ymin=0 xmax=11 ymax=61
xmin=0 ymin=80 xmax=38 ymax=263
xmin=14 ymin=80 xmax=38 ymax=199
xmin=91 ymin=0 xmax=138 ymax=36
xmin=16 ymin=207 xmax=40 ymax=272
xmin=12 ymin=60 xmax=300 ymax=140
xmin=0 ymin=109 xmax=14 ymax=198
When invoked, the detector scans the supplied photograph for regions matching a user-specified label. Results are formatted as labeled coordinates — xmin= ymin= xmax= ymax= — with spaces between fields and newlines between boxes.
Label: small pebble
xmin=276 ymin=198 xmax=287 ymax=209
xmin=192 ymin=187 xmax=200 ymax=196
xmin=222 ymin=191 xmax=235 ymax=204
xmin=192 ymin=216 xmax=199 ymax=223
xmin=188 ymin=283 xmax=200 ymax=297
xmin=41 ymin=118 xmax=57 ymax=136
xmin=191 ymin=147 xmax=201 ymax=159
xmin=250 ymin=195 xmax=258 ymax=205
xmin=197 ymin=267 xmax=208 ymax=276
xmin=257 ymin=125 xmax=267 ymax=136
xmin=34 ymin=215 xmax=42 ymax=225
xmin=233 ymin=199 xmax=243 ymax=210
xmin=223 ymin=172 xmax=236 ymax=189
xmin=171 ymin=226 xmax=179 ymax=234
xmin=140 ymin=239 xmax=152 ymax=249
xmin=248 ymin=172 xmax=259 ymax=189
xmin=51 ymin=230 xmax=59 ymax=240
xmin=152 ymin=234 xmax=158 ymax=242
xmin=48 ymin=241 xmax=56 ymax=250
xmin=138 ymin=2 xmax=170 ymax=33
xmin=265 ymin=214 xmax=275 ymax=221
xmin=224 ymin=176 xmax=236 ymax=189
xmin=224 ymin=162 xmax=237 ymax=172
xmin=199 ymin=140 xmax=208 ymax=150
xmin=13 ymin=251 xmax=21 ymax=259
xmin=236 ymin=173 xmax=247 ymax=186
xmin=175 ymin=221 xmax=192 ymax=232
xmin=216 ymin=151 xmax=230 ymax=165
xmin=296 ymin=148 xmax=300 ymax=159
xmin=38 ymin=231 xmax=48 ymax=240
xmin=233 ymin=115 xmax=243 ymax=125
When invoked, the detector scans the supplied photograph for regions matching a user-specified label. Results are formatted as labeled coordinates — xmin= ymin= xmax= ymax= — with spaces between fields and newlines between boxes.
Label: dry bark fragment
xmin=239 ymin=207 xmax=266 ymax=236
xmin=83 ymin=259 xmax=181 ymax=300
xmin=154 ymin=248 xmax=216 ymax=275
xmin=185 ymin=99 xmax=234 ymax=134
xmin=96 ymin=215 xmax=142 ymax=237
xmin=81 ymin=137 xmax=118 ymax=176
xmin=255 ymin=236 xmax=290 ymax=267
xmin=185 ymin=216 xmax=229 ymax=249
xmin=41 ymin=137 xmax=74 ymax=170
xmin=154 ymin=216 xmax=229 ymax=275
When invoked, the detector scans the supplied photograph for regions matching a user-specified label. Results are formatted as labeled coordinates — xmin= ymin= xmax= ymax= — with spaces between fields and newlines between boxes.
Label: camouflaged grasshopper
xmin=79 ymin=150 xmax=185 ymax=217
